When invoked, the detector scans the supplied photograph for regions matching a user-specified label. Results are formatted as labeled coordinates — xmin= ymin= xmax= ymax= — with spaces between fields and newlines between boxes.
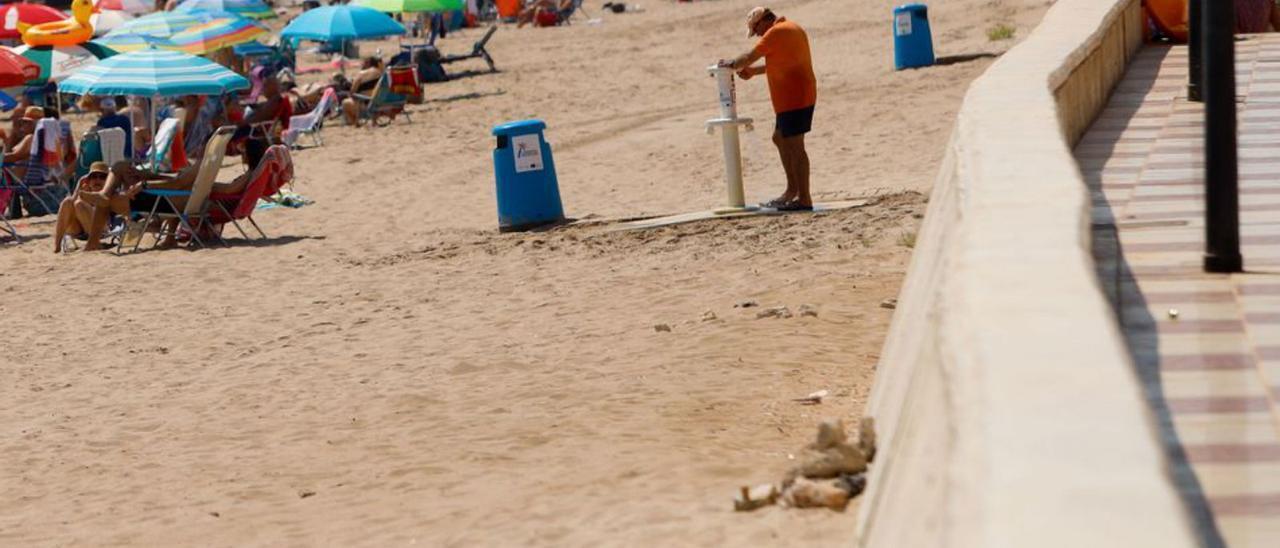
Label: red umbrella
xmin=0 ymin=48 xmax=40 ymax=87
xmin=0 ymin=4 xmax=69 ymax=40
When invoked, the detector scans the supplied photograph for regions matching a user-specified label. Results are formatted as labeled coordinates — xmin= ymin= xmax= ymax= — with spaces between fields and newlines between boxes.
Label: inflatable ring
xmin=21 ymin=0 xmax=94 ymax=47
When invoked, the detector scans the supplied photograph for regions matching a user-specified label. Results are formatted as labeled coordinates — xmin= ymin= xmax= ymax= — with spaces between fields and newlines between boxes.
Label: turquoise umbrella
xmin=59 ymin=48 xmax=249 ymax=97
xmin=59 ymin=48 xmax=250 ymax=167
xmin=280 ymin=6 xmax=405 ymax=42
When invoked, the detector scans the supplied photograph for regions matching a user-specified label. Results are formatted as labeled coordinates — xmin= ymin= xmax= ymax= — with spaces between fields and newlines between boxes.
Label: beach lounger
xmin=123 ymin=126 xmax=234 ymax=252
xmin=440 ymin=25 xmax=498 ymax=72
xmin=207 ymin=145 xmax=293 ymax=242
xmin=351 ymin=71 xmax=413 ymax=127
xmin=282 ymin=87 xmax=338 ymax=149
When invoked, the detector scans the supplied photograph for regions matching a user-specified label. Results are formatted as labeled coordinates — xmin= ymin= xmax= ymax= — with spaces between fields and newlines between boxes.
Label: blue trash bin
xmin=492 ymin=119 xmax=565 ymax=232
xmin=893 ymin=4 xmax=935 ymax=70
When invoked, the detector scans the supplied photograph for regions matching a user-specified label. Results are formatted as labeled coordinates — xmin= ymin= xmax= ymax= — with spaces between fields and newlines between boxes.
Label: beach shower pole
xmin=1202 ymin=0 xmax=1242 ymax=272
xmin=706 ymin=65 xmax=754 ymax=211
xmin=1188 ymin=0 xmax=1202 ymax=101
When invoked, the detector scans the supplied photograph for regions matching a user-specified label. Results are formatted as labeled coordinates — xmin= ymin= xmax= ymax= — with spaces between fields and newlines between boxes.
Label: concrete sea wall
xmin=856 ymin=1 xmax=1196 ymax=546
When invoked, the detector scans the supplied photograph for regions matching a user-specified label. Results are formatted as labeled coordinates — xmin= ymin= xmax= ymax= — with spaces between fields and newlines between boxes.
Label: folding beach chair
xmin=440 ymin=25 xmax=498 ymax=72
xmin=1 ymin=123 xmax=66 ymax=217
xmin=351 ymin=70 xmax=413 ymax=127
xmin=207 ymin=145 xmax=293 ymax=242
xmin=123 ymin=126 xmax=235 ymax=252
xmin=282 ymin=87 xmax=338 ymax=149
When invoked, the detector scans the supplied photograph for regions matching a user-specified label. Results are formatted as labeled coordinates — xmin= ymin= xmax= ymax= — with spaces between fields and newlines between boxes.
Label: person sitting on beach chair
xmin=517 ymin=0 xmax=575 ymax=27
xmin=53 ymin=161 xmax=144 ymax=252
xmin=237 ymin=75 xmax=292 ymax=144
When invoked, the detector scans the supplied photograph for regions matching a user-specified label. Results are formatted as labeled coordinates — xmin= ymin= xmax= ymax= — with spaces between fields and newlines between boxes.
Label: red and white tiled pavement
xmin=1078 ymin=37 xmax=1280 ymax=547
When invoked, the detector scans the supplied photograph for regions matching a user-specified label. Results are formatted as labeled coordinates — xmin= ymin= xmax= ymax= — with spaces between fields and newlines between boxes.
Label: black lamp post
xmin=1202 ymin=0 xmax=1243 ymax=273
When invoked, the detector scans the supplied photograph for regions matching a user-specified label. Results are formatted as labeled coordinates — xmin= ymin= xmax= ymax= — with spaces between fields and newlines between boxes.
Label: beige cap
xmin=747 ymin=7 xmax=772 ymax=38
xmin=87 ymin=161 xmax=109 ymax=176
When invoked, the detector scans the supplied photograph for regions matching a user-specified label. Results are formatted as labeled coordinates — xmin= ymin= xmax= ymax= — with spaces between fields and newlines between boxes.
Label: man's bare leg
xmin=771 ymin=128 xmax=797 ymax=204
xmin=787 ymin=134 xmax=811 ymax=206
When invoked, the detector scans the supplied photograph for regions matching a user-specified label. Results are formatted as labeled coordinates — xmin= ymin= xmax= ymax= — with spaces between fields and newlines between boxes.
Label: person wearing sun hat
xmin=720 ymin=7 xmax=817 ymax=211
xmin=53 ymin=161 xmax=144 ymax=253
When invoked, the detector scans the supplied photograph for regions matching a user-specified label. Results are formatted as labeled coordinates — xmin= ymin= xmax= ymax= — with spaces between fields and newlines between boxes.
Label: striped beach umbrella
xmin=11 ymin=42 xmax=118 ymax=85
xmin=166 ymin=14 xmax=267 ymax=54
xmin=91 ymin=33 xmax=177 ymax=53
xmin=96 ymin=0 xmax=156 ymax=15
xmin=175 ymin=0 xmax=275 ymax=20
xmin=104 ymin=11 xmax=219 ymax=38
xmin=91 ymin=9 xmax=137 ymax=37
xmin=58 ymin=48 xmax=249 ymax=97
xmin=352 ymin=0 xmax=464 ymax=13
xmin=0 ymin=3 xmax=68 ymax=40
xmin=60 ymin=48 xmax=249 ymax=169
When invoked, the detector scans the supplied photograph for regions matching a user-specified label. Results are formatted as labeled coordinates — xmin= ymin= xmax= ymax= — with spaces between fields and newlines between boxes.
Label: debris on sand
xmin=792 ymin=389 xmax=828 ymax=405
xmin=798 ymin=304 xmax=818 ymax=317
xmin=735 ymin=417 xmax=878 ymax=513
xmin=880 ymin=298 xmax=897 ymax=309
xmin=654 ymin=323 xmax=672 ymax=332
xmin=733 ymin=483 xmax=779 ymax=512
xmin=756 ymin=306 xmax=792 ymax=319
xmin=735 ymin=299 xmax=759 ymax=308
xmin=701 ymin=310 xmax=717 ymax=322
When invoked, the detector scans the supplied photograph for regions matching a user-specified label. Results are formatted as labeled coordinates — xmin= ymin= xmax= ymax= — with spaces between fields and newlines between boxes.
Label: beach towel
xmin=35 ymin=119 xmax=59 ymax=166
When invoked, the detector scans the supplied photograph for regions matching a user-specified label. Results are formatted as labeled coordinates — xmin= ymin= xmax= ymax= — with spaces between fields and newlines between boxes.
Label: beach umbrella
xmin=0 ymin=3 xmax=68 ymax=40
xmin=232 ymin=39 xmax=272 ymax=57
xmin=91 ymin=10 xmax=137 ymax=37
xmin=0 ymin=89 xmax=16 ymax=111
xmin=96 ymin=0 xmax=156 ymax=15
xmin=352 ymin=0 xmax=464 ymax=13
xmin=166 ymin=14 xmax=268 ymax=54
xmin=11 ymin=42 xmax=118 ymax=85
xmin=281 ymin=6 xmax=405 ymax=42
xmin=60 ymin=48 xmax=249 ymax=166
xmin=0 ymin=48 xmax=40 ymax=87
xmin=104 ymin=11 xmax=220 ymax=38
xmin=91 ymin=33 xmax=177 ymax=52
xmin=175 ymin=0 xmax=275 ymax=20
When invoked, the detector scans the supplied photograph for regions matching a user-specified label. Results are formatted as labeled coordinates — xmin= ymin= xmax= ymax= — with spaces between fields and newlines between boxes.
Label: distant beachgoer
xmin=96 ymin=97 xmax=133 ymax=158
xmin=341 ymin=57 xmax=390 ymax=126
xmin=721 ymin=7 xmax=817 ymax=211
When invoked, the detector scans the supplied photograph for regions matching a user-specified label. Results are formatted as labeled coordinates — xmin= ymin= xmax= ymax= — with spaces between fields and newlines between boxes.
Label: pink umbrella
xmin=0 ymin=3 xmax=68 ymax=40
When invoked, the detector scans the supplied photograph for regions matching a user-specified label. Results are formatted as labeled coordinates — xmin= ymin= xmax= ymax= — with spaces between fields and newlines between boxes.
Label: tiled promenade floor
xmin=1078 ymin=37 xmax=1280 ymax=547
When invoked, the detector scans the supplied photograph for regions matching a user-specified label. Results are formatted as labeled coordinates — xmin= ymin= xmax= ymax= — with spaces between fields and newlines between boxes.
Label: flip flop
xmin=759 ymin=197 xmax=791 ymax=209
xmin=777 ymin=202 xmax=814 ymax=212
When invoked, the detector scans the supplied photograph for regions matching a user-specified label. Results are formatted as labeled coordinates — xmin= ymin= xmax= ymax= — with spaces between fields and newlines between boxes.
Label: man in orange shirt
xmin=722 ymin=7 xmax=817 ymax=211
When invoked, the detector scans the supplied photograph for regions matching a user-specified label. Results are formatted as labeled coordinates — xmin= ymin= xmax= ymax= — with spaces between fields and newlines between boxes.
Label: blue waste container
xmin=893 ymin=4 xmax=935 ymax=70
xmin=492 ymin=119 xmax=564 ymax=231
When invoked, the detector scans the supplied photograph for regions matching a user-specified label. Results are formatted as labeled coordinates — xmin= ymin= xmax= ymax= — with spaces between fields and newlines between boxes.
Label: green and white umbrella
xmin=10 ymin=43 xmax=118 ymax=85
xmin=352 ymin=0 xmax=464 ymax=13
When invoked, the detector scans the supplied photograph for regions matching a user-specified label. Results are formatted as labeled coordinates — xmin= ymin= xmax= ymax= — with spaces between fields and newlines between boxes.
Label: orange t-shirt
xmin=753 ymin=18 xmax=817 ymax=114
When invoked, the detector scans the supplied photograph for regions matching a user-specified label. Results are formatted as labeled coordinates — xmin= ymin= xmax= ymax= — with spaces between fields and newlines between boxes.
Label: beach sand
xmin=1 ymin=0 xmax=1046 ymax=545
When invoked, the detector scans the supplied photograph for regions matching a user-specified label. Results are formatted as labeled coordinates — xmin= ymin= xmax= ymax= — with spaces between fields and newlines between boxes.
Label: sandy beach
xmin=2 ymin=0 xmax=1046 ymax=545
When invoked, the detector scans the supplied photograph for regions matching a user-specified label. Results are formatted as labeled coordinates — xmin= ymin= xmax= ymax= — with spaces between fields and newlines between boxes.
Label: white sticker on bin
xmin=895 ymin=12 xmax=912 ymax=36
xmin=513 ymin=134 xmax=544 ymax=173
